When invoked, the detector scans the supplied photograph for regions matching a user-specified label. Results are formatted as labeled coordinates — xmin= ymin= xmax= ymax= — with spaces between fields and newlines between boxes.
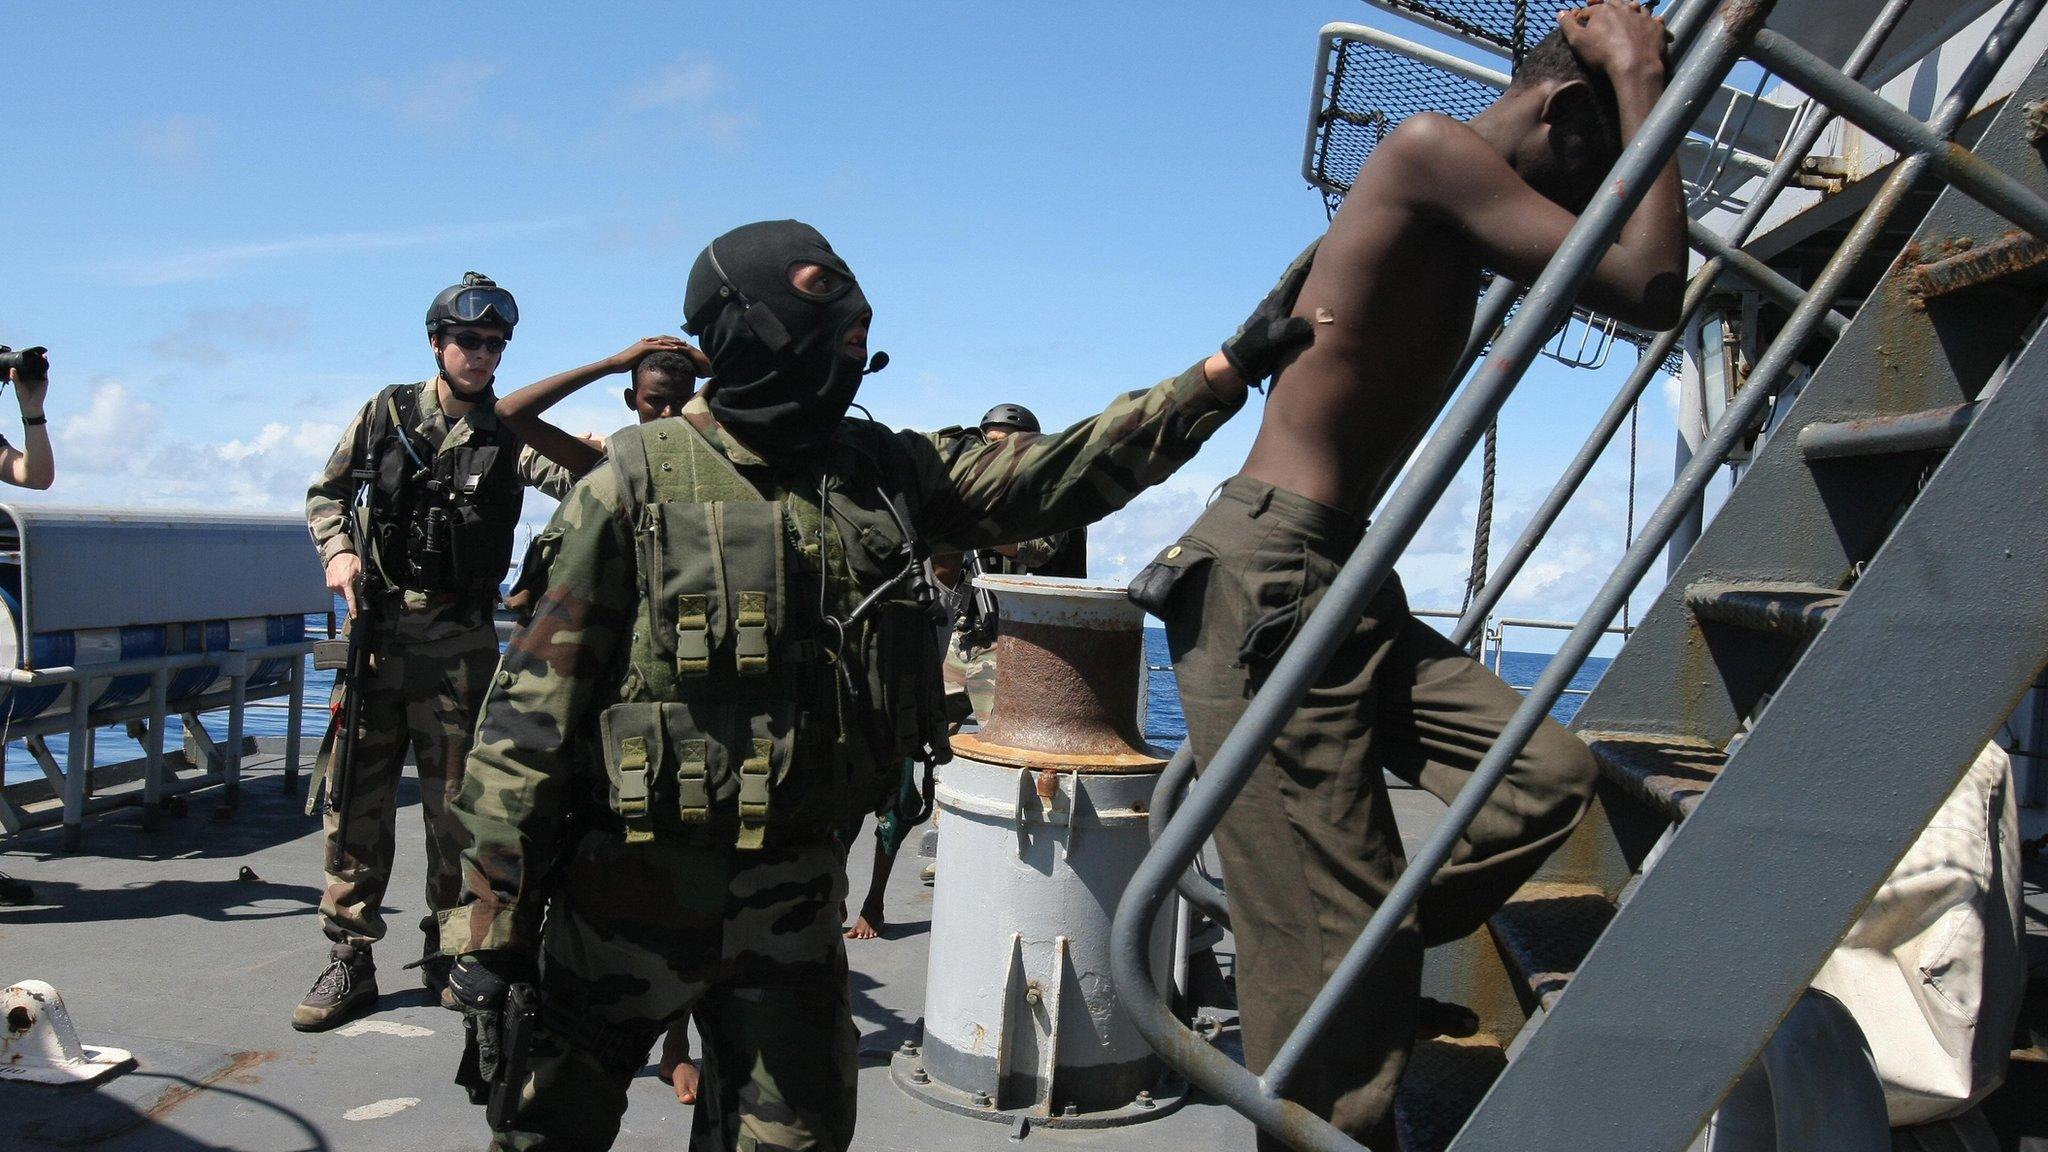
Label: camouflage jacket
xmin=445 ymin=361 xmax=1242 ymax=955
xmin=306 ymin=378 xmax=575 ymax=647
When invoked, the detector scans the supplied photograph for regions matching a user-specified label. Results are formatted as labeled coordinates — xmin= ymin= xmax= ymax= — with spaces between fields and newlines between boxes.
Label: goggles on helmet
xmin=446 ymin=286 xmax=518 ymax=328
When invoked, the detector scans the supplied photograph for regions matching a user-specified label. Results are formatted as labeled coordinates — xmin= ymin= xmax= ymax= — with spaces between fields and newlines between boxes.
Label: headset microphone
xmin=863 ymin=351 xmax=890 ymax=376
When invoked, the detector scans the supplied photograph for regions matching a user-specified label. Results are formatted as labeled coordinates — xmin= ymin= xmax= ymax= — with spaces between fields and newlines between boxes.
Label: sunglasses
xmin=446 ymin=332 xmax=508 ymax=354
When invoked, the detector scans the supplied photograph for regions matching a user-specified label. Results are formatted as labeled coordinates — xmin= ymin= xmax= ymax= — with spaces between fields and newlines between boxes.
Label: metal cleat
xmin=0 ymin=980 xmax=133 ymax=1087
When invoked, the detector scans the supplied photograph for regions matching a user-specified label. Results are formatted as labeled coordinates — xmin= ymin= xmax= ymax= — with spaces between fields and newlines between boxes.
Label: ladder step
xmin=1395 ymin=1034 xmax=1508 ymax=1152
xmin=1798 ymin=402 xmax=1977 ymax=460
xmin=1582 ymin=731 xmax=1728 ymax=822
xmin=1685 ymin=581 xmax=1844 ymax=639
xmin=1488 ymin=883 xmax=1617 ymax=1012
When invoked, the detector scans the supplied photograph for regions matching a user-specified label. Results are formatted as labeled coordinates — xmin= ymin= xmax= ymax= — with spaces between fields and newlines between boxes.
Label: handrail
xmin=1115 ymin=0 xmax=2048 ymax=1143
xmin=1110 ymin=1 xmax=1763 ymax=1145
xmin=1449 ymin=0 xmax=1917 ymax=649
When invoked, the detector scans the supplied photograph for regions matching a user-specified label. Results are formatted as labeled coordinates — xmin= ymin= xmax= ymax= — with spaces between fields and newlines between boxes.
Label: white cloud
xmin=34 ymin=379 xmax=343 ymax=515
xmin=360 ymin=61 xmax=501 ymax=128
xmin=1088 ymin=479 xmax=1220 ymax=584
xmin=621 ymin=56 xmax=718 ymax=111
xmin=136 ymin=116 xmax=214 ymax=170
xmin=56 ymin=382 xmax=163 ymax=470
xmin=98 ymin=219 xmax=574 ymax=286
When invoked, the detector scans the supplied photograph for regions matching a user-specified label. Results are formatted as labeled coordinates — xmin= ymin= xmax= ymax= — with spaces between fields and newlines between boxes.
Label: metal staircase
xmin=1110 ymin=0 xmax=2048 ymax=1149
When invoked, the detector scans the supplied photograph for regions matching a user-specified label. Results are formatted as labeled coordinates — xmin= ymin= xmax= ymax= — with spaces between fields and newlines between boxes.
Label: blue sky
xmin=1 ymin=2 xmax=1695 ymax=652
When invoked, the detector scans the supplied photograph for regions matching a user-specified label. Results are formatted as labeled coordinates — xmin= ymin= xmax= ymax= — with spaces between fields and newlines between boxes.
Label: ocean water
xmin=5 ymin=621 xmax=1610 ymax=787
xmin=1141 ymin=628 xmax=1608 ymax=747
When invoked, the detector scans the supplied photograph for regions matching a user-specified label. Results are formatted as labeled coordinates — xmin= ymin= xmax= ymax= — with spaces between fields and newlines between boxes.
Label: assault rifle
xmin=307 ymin=429 xmax=388 ymax=870
xmin=953 ymin=549 xmax=1000 ymax=654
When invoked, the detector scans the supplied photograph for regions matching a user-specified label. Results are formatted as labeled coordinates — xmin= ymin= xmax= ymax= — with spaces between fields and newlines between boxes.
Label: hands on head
xmin=613 ymin=335 xmax=711 ymax=378
xmin=1558 ymin=0 xmax=1669 ymax=79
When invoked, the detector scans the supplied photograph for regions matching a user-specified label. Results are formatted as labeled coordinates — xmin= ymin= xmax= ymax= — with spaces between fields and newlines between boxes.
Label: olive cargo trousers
xmin=320 ymin=625 xmax=498 ymax=950
xmin=1142 ymin=476 xmax=1596 ymax=1150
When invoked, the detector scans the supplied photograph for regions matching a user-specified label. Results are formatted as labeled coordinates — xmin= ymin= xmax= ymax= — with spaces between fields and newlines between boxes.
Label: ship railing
xmin=1109 ymin=0 xmax=2048 ymax=1147
xmin=0 ymin=639 xmax=315 ymax=845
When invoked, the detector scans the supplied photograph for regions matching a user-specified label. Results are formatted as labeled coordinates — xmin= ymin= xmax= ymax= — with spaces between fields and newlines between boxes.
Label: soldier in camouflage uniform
xmin=294 ymin=273 xmax=575 ymax=1032
xmin=931 ymin=404 xmax=1077 ymax=725
xmin=441 ymin=219 xmax=1311 ymax=1150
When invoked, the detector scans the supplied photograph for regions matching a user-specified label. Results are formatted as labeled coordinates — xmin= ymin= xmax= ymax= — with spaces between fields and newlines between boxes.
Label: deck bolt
xmin=910 ymin=1067 xmax=930 ymax=1084
xmin=972 ymin=1090 xmax=993 ymax=1107
xmin=1062 ymin=1103 xmax=1078 ymax=1117
xmin=898 ymin=1038 xmax=917 ymax=1056
xmin=1135 ymin=1089 xmax=1155 ymax=1109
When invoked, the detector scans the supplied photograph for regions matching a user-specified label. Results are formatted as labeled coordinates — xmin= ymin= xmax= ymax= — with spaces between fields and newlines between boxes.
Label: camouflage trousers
xmin=496 ymin=832 xmax=857 ymax=1152
xmin=319 ymin=626 xmax=498 ymax=949
xmin=941 ymin=633 xmax=996 ymax=723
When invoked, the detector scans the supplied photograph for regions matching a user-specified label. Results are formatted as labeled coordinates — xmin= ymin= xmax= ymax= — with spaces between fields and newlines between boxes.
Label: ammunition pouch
xmin=603 ymin=419 xmax=953 ymax=848
xmin=598 ymin=697 xmax=795 ymax=847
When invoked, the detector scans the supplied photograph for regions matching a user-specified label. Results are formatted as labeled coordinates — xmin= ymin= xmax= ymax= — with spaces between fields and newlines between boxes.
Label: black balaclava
xmin=683 ymin=220 xmax=872 ymax=458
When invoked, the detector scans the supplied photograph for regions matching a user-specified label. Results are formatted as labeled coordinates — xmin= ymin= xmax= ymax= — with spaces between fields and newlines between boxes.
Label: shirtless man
xmin=1132 ymin=5 xmax=1680 ymax=1146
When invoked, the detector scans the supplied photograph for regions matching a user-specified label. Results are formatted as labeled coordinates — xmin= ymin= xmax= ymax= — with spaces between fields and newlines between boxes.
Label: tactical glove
xmin=1220 ymin=239 xmax=1320 ymax=388
xmin=451 ymin=951 xmax=534 ymax=1105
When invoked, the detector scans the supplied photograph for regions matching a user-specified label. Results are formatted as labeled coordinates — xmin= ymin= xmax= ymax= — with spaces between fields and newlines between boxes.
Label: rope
xmin=1461 ymin=420 xmax=1498 ymax=657
xmin=1460 ymin=1 xmax=1524 ymax=659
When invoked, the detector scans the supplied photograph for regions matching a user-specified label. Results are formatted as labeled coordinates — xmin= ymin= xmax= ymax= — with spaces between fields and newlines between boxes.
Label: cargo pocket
xmin=1235 ymin=543 xmax=1310 ymax=668
xmin=598 ymin=703 xmax=665 ymax=844
xmin=1128 ymin=538 xmax=1217 ymax=624
xmin=661 ymin=699 xmax=731 ymax=829
xmin=730 ymin=699 xmax=795 ymax=850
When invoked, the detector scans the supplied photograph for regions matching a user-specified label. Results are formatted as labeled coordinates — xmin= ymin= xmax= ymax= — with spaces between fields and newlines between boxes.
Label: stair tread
xmin=1798 ymin=402 xmax=1976 ymax=460
xmin=1395 ymin=1033 xmax=1508 ymax=1152
xmin=1582 ymin=731 xmax=1728 ymax=821
xmin=1685 ymin=581 xmax=1845 ymax=639
xmin=1489 ymin=883 xmax=1617 ymax=1011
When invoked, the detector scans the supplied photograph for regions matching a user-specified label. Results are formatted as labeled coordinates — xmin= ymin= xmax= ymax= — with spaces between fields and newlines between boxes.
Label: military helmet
xmin=979 ymin=403 xmax=1040 ymax=434
xmin=427 ymin=272 xmax=519 ymax=335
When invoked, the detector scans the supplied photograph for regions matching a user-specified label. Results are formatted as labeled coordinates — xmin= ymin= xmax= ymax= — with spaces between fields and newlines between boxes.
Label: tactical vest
xmin=361 ymin=383 xmax=524 ymax=595
xmin=596 ymin=417 xmax=951 ymax=849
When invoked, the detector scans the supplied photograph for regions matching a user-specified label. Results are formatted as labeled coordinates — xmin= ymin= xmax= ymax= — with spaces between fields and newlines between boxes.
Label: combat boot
xmin=291 ymin=943 xmax=377 ymax=1032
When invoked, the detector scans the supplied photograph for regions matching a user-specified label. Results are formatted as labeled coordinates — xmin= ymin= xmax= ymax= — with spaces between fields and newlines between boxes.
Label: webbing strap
xmin=616 ymin=736 xmax=654 ymax=845
xmin=735 ymin=591 xmax=769 ymax=675
xmin=736 ymin=737 xmax=773 ymax=849
xmin=676 ymin=738 xmax=710 ymax=824
xmin=675 ymin=594 xmax=711 ymax=676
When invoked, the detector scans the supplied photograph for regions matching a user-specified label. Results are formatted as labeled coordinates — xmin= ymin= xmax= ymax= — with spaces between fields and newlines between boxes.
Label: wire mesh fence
xmin=1309 ymin=32 xmax=1503 ymax=213
xmin=1376 ymin=0 xmax=1533 ymax=53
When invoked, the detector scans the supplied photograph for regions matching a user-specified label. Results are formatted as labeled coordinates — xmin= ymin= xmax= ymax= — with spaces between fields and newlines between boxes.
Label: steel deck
xmin=0 ymin=745 xmax=1271 ymax=1152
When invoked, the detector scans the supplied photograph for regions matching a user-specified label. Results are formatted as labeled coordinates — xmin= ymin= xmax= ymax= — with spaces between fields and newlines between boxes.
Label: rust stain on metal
xmin=1035 ymin=769 xmax=1059 ymax=801
xmin=974 ymin=617 xmax=1156 ymax=767
xmin=1909 ymin=230 xmax=2048 ymax=302
xmin=144 ymin=1050 xmax=276 ymax=1119
xmin=953 ymin=733 xmax=1164 ymax=773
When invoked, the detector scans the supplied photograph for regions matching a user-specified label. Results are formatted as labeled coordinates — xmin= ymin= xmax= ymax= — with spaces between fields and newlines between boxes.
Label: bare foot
xmin=845 ymin=910 xmax=884 ymax=940
xmin=657 ymin=1024 xmax=697 ymax=1104
xmin=667 ymin=1060 xmax=700 ymax=1104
